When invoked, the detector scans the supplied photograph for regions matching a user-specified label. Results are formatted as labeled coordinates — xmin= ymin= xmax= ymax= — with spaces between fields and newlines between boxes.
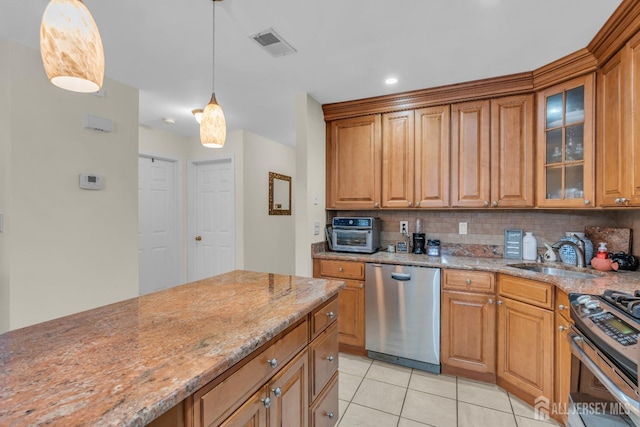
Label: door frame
xmin=187 ymin=155 xmax=236 ymax=282
xmin=138 ymin=152 xmax=185 ymax=287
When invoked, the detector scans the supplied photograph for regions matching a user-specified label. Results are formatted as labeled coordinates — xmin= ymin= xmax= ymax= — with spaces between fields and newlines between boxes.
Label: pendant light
xmin=200 ymin=0 xmax=227 ymax=148
xmin=40 ymin=0 xmax=105 ymax=93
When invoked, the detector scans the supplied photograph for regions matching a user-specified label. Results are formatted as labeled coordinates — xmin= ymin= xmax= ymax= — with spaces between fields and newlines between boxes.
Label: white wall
xmin=0 ymin=42 xmax=11 ymax=332
xmin=294 ymin=94 xmax=326 ymax=277
xmin=2 ymin=42 xmax=139 ymax=331
xmin=243 ymin=131 xmax=296 ymax=275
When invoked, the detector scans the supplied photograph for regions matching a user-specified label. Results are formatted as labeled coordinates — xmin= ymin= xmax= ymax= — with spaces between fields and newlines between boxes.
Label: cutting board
xmin=584 ymin=226 xmax=633 ymax=254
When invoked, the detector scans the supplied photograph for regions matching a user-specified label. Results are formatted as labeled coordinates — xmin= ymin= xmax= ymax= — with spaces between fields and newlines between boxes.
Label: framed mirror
xmin=269 ymin=172 xmax=292 ymax=215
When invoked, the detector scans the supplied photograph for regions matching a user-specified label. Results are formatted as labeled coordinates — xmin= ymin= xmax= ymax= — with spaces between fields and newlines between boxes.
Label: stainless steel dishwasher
xmin=365 ymin=263 xmax=441 ymax=373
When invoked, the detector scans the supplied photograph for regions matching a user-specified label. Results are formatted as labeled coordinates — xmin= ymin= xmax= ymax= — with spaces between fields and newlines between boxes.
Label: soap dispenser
xmin=596 ymin=242 xmax=609 ymax=259
xmin=523 ymin=232 xmax=538 ymax=261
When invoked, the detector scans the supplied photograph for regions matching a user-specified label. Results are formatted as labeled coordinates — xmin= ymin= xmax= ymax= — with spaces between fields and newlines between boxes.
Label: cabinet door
xmin=381 ymin=110 xmax=414 ymax=208
xmin=441 ymin=291 xmax=496 ymax=375
xmin=497 ymin=297 xmax=553 ymax=401
xmin=337 ymin=279 xmax=365 ymax=350
xmin=220 ymin=388 xmax=268 ymax=427
xmin=554 ymin=312 xmax=572 ymax=424
xmin=597 ymin=49 xmax=627 ymax=207
xmin=628 ymin=32 xmax=640 ymax=205
xmin=327 ymin=115 xmax=381 ymax=209
xmin=536 ymin=74 xmax=595 ymax=208
xmin=451 ymin=100 xmax=491 ymax=207
xmin=268 ymin=350 xmax=309 ymax=427
xmin=491 ymin=94 xmax=534 ymax=207
xmin=414 ymin=105 xmax=450 ymax=208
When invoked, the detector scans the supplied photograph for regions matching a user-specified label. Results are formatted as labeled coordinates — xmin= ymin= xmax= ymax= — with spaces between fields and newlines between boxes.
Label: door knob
xmin=195 ymin=236 xmax=202 ymax=241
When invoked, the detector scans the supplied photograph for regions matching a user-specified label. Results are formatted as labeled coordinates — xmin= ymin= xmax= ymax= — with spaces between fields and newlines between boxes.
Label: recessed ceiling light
xmin=385 ymin=77 xmax=398 ymax=85
xmin=163 ymin=118 xmax=176 ymax=125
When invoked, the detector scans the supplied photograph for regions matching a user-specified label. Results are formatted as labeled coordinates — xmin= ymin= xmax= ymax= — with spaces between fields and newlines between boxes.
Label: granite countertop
xmin=313 ymin=250 xmax=640 ymax=295
xmin=0 ymin=270 xmax=345 ymax=427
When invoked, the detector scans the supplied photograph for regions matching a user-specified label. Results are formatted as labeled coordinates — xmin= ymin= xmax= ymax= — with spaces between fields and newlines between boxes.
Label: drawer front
xmin=556 ymin=288 xmax=571 ymax=321
xmin=196 ymin=320 xmax=308 ymax=427
xmin=319 ymin=260 xmax=365 ymax=280
xmin=310 ymin=322 xmax=339 ymax=401
xmin=312 ymin=297 xmax=339 ymax=339
xmin=498 ymin=274 xmax=553 ymax=310
xmin=443 ymin=269 xmax=495 ymax=293
xmin=309 ymin=371 xmax=339 ymax=427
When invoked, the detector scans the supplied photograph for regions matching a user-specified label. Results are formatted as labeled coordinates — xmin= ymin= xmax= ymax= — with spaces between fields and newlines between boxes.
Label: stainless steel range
xmin=568 ymin=290 xmax=640 ymax=426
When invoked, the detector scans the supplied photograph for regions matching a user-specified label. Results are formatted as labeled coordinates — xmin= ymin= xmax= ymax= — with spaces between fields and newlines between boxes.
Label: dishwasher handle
xmin=390 ymin=272 xmax=412 ymax=281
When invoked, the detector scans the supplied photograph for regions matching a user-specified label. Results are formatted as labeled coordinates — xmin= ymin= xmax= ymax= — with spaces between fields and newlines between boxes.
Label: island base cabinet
xmin=441 ymin=291 xmax=496 ymax=382
xmin=497 ymin=297 xmax=553 ymax=404
xmin=219 ymin=389 xmax=267 ymax=427
xmin=268 ymin=349 xmax=309 ymax=427
xmin=309 ymin=372 xmax=339 ymax=427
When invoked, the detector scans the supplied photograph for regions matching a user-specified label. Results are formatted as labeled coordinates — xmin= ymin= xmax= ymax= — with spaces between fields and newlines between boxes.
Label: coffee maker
xmin=412 ymin=218 xmax=426 ymax=254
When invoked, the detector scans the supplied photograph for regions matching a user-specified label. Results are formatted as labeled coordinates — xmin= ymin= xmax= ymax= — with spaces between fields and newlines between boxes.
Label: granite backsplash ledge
xmin=322 ymin=209 xmax=634 ymax=258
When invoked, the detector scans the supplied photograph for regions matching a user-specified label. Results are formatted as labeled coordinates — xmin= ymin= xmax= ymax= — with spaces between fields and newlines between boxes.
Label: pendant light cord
xmin=212 ymin=0 xmax=216 ymax=94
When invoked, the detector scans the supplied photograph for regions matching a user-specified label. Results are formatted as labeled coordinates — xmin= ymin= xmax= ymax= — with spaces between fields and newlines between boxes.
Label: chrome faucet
xmin=551 ymin=234 xmax=586 ymax=268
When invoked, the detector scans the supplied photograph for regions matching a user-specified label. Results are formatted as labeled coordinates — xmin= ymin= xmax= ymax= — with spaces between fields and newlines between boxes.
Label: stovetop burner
xmin=602 ymin=289 xmax=640 ymax=319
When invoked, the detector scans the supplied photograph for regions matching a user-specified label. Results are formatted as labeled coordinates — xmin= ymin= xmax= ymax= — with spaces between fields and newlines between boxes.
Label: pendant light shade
xmin=200 ymin=93 xmax=226 ymax=148
xmin=40 ymin=0 xmax=104 ymax=93
xmin=200 ymin=0 xmax=226 ymax=148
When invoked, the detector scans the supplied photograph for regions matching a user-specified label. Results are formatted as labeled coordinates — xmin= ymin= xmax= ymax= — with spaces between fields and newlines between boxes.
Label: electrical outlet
xmin=459 ymin=222 xmax=468 ymax=235
xmin=400 ymin=221 xmax=409 ymax=234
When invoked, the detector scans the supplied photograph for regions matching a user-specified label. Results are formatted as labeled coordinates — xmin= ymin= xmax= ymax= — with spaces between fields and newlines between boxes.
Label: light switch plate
xmin=459 ymin=222 xmax=468 ymax=235
xmin=313 ymin=222 xmax=320 ymax=235
xmin=0 ymin=211 xmax=3 ymax=233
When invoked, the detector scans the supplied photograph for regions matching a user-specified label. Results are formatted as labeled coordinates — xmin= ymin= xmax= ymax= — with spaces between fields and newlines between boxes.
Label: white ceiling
xmin=3 ymin=0 xmax=623 ymax=148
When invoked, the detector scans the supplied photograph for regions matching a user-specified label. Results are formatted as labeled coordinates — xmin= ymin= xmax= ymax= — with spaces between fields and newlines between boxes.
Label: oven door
xmin=332 ymin=228 xmax=373 ymax=253
xmin=567 ymin=329 xmax=640 ymax=427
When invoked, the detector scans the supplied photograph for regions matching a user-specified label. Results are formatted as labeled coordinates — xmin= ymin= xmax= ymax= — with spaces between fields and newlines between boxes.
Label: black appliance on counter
xmin=412 ymin=233 xmax=426 ymax=254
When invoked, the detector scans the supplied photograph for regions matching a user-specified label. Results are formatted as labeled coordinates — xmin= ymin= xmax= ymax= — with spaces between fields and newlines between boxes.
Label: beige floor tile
xmin=398 ymin=418 xmax=431 ymax=427
xmin=339 ymin=353 xmax=373 ymax=377
xmin=409 ymin=369 xmax=457 ymax=399
xmin=401 ymin=389 xmax=457 ymax=427
xmin=352 ymin=378 xmax=407 ymax=416
xmin=457 ymin=377 xmax=512 ymax=413
xmin=338 ymin=403 xmax=400 ymax=427
xmin=365 ymin=360 xmax=413 ymax=387
xmin=516 ymin=415 xmax=563 ymax=427
xmin=458 ymin=402 xmax=517 ymax=427
xmin=339 ymin=399 xmax=349 ymax=424
xmin=340 ymin=372 xmax=364 ymax=401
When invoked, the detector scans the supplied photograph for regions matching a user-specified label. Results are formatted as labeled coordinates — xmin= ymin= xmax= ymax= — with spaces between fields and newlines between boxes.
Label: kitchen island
xmin=0 ymin=270 xmax=345 ymax=427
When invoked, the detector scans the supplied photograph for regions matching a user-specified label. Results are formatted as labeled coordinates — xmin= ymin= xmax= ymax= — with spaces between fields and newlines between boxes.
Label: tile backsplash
xmin=328 ymin=209 xmax=630 ymax=257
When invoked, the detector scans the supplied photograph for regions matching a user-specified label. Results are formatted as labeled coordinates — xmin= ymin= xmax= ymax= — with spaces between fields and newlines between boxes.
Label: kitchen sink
xmin=507 ymin=263 xmax=603 ymax=279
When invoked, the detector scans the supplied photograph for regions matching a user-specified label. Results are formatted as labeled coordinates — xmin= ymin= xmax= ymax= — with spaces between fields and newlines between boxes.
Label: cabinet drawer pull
xmin=374 ymin=202 xmax=379 ymax=208
xmin=327 ymin=412 xmax=335 ymax=420
xmin=558 ymin=325 xmax=567 ymax=332
xmin=584 ymin=199 xmax=591 ymax=205
xmin=327 ymin=355 xmax=335 ymax=362
xmin=558 ymin=304 xmax=566 ymax=310
xmin=326 ymin=311 xmax=335 ymax=319
xmin=359 ymin=283 xmax=364 ymax=289
xmin=267 ymin=358 xmax=278 ymax=368
xmin=497 ymin=300 xmax=503 ymax=305
xmin=483 ymin=200 xmax=489 ymax=207
xmin=488 ymin=298 xmax=494 ymax=305
xmin=272 ymin=387 xmax=282 ymax=398
xmin=465 ymin=278 xmax=472 ymax=285
xmin=262 ymin=397 xmax=272 ymax=408
xmin=492 ymin=201 xmax=498 ymax=207
xmin=338 ymin=267 xmax=343 ymax=272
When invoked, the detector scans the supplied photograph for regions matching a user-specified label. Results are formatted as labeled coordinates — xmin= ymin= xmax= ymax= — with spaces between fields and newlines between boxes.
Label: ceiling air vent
xmin=249 ymin=28 xmax=297 ymax=57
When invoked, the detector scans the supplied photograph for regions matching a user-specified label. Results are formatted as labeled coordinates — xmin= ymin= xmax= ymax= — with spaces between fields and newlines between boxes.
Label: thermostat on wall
xmin=79 ymin=173 xmax=105 ymax=190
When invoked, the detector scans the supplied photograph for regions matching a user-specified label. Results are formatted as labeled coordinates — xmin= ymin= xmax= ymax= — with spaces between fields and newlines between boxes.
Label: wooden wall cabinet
xmin=536 ymin=74 xmax=595 ymax=208
xmin=313 ymin=259 xmax=366 ymax=355
xmin=441 ymin=270 xmax=496 ymax=382
xmin=326 ymin=115 xmax=381 ymax=209
xmin=451 ymin=95 xmax=534 ymax=208
xmin=381 ymin=106 xmax=451 ymax=208
xmin=597 ymin=31 xmax=640 ymax=207
xmin=496 ymin=275 xmax=554 ymax=405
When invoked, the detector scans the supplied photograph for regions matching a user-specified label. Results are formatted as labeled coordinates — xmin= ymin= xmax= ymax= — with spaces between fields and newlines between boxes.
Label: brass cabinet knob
xmin=195 ymin=236 xmax=202 ymax=241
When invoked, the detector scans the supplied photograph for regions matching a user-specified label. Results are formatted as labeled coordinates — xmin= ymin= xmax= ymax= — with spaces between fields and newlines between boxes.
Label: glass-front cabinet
xmin=536 ymin=74 xmax=595 ymax=207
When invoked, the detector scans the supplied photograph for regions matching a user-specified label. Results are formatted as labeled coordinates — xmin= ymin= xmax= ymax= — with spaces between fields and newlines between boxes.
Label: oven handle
xmin=568 ymin=332 xmax=640 ymax=417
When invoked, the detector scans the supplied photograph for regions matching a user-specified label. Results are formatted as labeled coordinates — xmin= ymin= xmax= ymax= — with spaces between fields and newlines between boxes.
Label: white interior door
xmin=138 ymin=156 xmax=180 ymax=294
xmin=190 ymin=158 xmax=235 ymax=281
